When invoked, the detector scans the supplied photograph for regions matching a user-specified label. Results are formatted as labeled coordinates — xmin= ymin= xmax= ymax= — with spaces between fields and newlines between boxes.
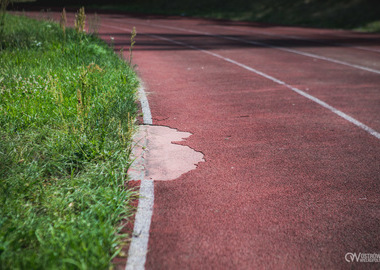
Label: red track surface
xmin=25 ymin=10 xmax=380 ymax=269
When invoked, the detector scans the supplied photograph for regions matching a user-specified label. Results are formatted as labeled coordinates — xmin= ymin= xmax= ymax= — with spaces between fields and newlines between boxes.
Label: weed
xmin=75 ymin=6 xmax=86 ymax=34
xmin=129 ymin=26 xmax=136 ymax=66
xmin=60 ymin=8 xmax=67 ymax=36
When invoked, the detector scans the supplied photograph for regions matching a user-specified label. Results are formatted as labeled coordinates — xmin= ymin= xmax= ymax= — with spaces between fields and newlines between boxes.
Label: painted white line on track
xmin=125 ymin=84 xmax=154 ymax=268
xmin=105 ymin=23 xmax=380 ymax=140
xmin=118 ymin=20 xmax=380 ymax=75
xmin=138 ymin=80 xmax=153 ymax=125
xmin=125 ymin=179 xmax=154 ymax=270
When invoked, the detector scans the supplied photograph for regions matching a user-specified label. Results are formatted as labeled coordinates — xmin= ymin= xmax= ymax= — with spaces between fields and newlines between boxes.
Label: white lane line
xmin=123 ymin=58 xmax=154 ymax=269
xmin=105 ymin=23 xmax=380 ymax=140
xmin=117 ymin=20 xmax=380 ymax=75
xmin=138 ymin=80 xmax=153 ymax=125
xmin=211 ymin=25 xmax=380 ymax=54
xmin=125 ymin=178 xmax=154 ymax=270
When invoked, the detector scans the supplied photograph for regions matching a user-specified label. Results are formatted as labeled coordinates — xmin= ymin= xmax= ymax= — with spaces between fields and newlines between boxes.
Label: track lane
xmin=102 ymin=17 xmax=380 ymax=135
xmin=111 ymin=17 xmax=380 ymax=73
xmin=94 ymin=15 xmax=380 ymax=269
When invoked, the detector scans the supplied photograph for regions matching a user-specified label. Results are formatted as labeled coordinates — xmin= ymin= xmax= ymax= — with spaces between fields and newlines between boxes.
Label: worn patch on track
xmin=129 ymin=125 xmax=204 ymax=181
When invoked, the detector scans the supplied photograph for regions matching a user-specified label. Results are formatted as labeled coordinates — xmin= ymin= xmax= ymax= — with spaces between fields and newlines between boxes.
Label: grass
xmin=85 ymin=0 xmax=380 ymax=32
xmin=0 ymin=11 xmax=139 ymax=269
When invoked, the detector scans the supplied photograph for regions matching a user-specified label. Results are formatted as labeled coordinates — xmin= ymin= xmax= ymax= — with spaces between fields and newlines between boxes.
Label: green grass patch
xmin=354 ymin=20 xmax=380 ymax=33
xmin=0 ymin=13 xmax=138 ymax=269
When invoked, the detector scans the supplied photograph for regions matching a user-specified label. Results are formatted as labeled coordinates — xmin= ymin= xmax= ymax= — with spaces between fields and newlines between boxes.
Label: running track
xmin=26 ymin=10 xmax=380 ymax=269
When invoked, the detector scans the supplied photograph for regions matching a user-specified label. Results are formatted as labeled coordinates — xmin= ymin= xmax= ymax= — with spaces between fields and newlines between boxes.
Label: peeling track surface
xmin=25 ymin=11 xmax=380 ymax=269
